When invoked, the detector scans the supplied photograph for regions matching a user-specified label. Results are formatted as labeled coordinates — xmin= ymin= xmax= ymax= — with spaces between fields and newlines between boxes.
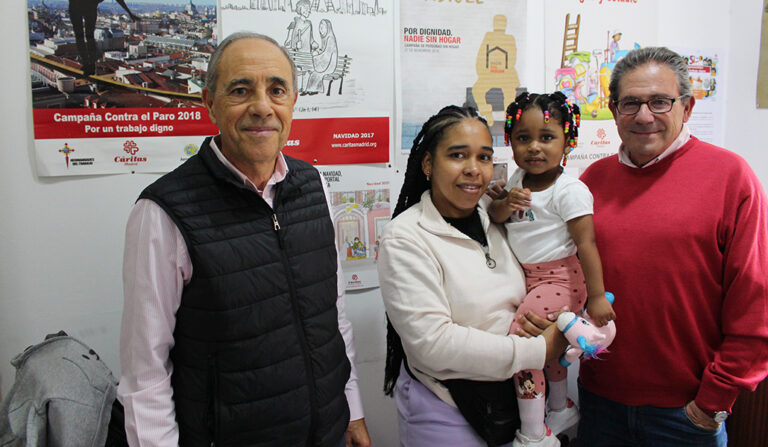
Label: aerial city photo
xmin=27 ymin=0 xmax=217 ymax=109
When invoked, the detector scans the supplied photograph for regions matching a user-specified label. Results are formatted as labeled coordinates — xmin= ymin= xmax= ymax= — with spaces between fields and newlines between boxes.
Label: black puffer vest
xmin=139 ymin=138 xmax=350 ymax=447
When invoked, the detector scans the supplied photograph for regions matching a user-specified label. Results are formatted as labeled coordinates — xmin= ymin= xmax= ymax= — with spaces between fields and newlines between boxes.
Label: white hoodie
xmin=378 ymin=191 xmax=546 ymax=406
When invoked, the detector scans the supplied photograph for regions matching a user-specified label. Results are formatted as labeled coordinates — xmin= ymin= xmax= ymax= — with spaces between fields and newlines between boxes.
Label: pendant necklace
xmin=482 ymin=244 xmax=496 ymax=269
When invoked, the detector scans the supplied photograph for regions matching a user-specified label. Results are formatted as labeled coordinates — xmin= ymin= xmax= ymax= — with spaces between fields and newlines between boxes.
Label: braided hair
xmin=384 ymin=105 xmax=488 ymax=396
xmin=504 ymin=91 xmax=581 ymax=165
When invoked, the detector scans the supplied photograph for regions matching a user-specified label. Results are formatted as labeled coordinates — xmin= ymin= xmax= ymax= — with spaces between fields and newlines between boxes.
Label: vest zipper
xmin=272 ymin=210 xmax=319 ymax=442
xmin=272 ymin=214 xmax=283 ymax=248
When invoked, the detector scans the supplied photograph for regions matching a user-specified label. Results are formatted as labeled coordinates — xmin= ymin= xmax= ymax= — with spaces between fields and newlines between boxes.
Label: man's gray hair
xmin=205 ymin=32 xmax=297 ymax=96
xmin=609 ymin=46 xmax=692 ymax=103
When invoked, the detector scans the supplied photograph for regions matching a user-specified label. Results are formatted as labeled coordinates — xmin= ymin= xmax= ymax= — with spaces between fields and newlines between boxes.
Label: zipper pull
xmin=482 ymin=244 xmax=496 ymax=269
xmin=485 ymin=252 xmax=497 ymax=269
xmin=272 ymin=214 xmax=283 ymax=248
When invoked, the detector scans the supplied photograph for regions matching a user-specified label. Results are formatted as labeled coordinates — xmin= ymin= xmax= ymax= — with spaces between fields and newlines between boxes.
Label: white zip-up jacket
xmin=378 ymin=191 xmax=546 ymax=406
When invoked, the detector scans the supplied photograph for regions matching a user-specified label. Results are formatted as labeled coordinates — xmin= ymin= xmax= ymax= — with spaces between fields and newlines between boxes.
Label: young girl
xmin=489 ymin=92 xmax=615 ymax=447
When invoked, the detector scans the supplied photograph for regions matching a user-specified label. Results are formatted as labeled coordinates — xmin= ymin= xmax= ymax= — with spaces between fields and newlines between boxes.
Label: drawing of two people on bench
xmin=284 ymin=0 xmax=338 ymax=95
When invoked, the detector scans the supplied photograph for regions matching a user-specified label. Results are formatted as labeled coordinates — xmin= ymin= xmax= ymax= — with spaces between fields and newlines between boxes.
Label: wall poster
xmin=27 ymin=0 xmax=219 ymax=176
xmin=672 ymin=47 xmax=725 ymax=147
xmin=758 ymin=0 xmax=768 ymax=108
xmin=543 ymin=0 xmax=658 ymax=175
xmin=320 ymin=165 xmax=392 ymax=290
xmin=220 ymin=0 xmax=394 ymax=166
xmin=398 ymin=0 xmax=528 ymax=154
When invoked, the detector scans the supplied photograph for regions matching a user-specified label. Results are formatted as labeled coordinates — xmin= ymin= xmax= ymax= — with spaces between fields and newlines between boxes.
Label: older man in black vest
xmin=118 ymin=32 xmax=371 ymax=447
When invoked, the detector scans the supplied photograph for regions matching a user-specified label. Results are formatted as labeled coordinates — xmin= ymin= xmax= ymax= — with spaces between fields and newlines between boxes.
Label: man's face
xmin=609 ymin=63 xmax=694 ymax=166
xmin=203 ymin=38 xmax=296 ymax=171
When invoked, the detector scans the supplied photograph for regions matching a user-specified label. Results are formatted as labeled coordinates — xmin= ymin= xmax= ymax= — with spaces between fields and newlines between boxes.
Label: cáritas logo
xmin=590 ymin=128 xmax=612 ymax=148
xmin=115 ymin=140 xmax=147 ymax=164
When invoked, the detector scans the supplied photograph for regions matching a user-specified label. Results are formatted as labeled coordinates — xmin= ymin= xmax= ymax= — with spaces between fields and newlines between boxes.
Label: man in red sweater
xmin=577 ymin=47 xmax=768 ymax=446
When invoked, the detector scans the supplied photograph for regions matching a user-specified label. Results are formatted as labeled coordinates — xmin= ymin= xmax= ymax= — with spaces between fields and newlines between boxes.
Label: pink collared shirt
xmin=618 ymin=124 xmax=691 ymax=168
xmin=118 ymin=138 xmax=363 ymax=447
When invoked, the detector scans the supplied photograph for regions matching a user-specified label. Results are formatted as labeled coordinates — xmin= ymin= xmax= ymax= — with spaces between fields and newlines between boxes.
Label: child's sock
xmin=518 ymin=396 xmax=546 ymax=439
xmin=547 ymin=378 xmax=568 ymax=411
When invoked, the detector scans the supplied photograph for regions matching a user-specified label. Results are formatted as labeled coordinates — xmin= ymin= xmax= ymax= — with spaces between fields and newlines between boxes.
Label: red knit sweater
xmin=580 ymin=137 xmax=768 ymax=414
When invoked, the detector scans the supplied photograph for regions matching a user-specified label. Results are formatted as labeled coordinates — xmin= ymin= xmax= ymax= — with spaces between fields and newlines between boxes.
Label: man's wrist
xmin=704 ymin=409 xmax=730 ymax=423
xmin=697 ymin=402 xmax=729 ymax=422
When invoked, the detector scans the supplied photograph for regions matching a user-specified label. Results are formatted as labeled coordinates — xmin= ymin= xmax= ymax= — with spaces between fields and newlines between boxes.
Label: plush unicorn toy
xmin=557 ymin=292 xmax=616 ymax=367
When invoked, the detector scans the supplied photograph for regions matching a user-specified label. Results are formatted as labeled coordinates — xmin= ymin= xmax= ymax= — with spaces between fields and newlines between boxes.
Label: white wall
xmin=661 ymin=0 xmax=768 ymax=183
xmin=1 ymin=2 xmax=138 ymax=392
xmin=1 ymin=2 xmax=766 ymax=446
xmin=725 ymin=0 xmax=768 ymax=182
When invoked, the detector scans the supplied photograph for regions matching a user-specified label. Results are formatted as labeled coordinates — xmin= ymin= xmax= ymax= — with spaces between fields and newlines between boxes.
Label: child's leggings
xmin=508 ymin=254 xmax=587 ymax=397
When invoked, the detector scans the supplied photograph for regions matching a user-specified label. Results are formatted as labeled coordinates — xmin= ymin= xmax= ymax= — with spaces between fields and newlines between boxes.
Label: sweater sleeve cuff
xmin=694 ymin=373 xmax=741 ymax=414
xmin=510 ymin=334 xmax=547 ymax=374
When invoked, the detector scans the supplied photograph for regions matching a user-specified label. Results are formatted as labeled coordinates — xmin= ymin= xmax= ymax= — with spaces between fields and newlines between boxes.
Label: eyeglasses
xmin=613 ymin=96 xmax=686 ymax=115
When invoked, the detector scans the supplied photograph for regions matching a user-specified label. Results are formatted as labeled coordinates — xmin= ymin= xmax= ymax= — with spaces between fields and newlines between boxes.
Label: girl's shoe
xmin=545 ymin=398 xmax=580 ymax=435
xmin=512 ymin=425 xmax=560 ymax=447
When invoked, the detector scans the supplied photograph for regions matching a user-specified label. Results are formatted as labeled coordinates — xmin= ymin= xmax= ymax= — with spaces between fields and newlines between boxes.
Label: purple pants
xmin=394 ymin=366 xmax=516 ymax=447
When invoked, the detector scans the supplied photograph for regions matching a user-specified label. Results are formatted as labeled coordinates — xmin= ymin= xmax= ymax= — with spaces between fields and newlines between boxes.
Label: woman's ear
xmin=421 ymin=152 xmax=433 ymax=176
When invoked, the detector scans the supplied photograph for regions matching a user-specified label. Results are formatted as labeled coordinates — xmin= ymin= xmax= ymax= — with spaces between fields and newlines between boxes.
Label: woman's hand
xmin=514 ymin=311 xmax=549 ymax=338
xmin=514 ymin=306 xmax=568 ymax=337
xmin=486 ymin=181 xmax=508 ymax=200
xmin=514 ymin=307 xmax=569 ymax=362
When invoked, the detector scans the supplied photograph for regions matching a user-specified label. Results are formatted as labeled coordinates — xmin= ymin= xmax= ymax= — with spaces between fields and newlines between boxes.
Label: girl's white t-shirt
xmin=504 ymin=167 xmax=593 ymax=264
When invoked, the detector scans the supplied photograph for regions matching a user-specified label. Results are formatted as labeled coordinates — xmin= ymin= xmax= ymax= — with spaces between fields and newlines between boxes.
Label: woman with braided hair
xmin=488 ymin=92 xmax=615 ymax=446
xmin=378 ymin=105 xmax=568 ymax=447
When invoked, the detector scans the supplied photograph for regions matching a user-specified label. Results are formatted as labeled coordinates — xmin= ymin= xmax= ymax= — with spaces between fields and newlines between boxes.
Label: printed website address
xmin=331 ymin=142 xmax=377 ymax=148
